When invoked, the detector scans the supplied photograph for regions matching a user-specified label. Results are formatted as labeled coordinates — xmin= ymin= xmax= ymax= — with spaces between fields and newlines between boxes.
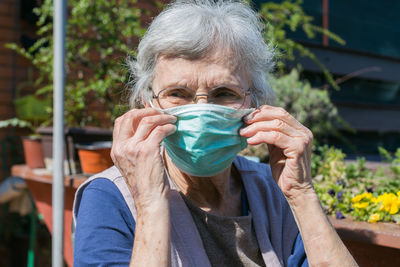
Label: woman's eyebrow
xmin=212 ymin=83 xmax=243 ymax=89
xmin=161 ymin=85 xmax=191 ymax=91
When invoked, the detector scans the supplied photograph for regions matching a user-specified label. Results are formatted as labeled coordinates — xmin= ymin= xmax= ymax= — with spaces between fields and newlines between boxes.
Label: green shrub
xmin=6 ymin=0 xmax=145 ymax=127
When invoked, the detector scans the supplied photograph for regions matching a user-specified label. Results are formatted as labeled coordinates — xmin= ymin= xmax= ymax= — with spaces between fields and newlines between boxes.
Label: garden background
xmin=0 ymin=0 xmax=399 ymax=266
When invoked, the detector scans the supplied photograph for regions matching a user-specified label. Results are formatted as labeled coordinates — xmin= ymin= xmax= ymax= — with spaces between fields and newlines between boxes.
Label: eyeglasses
xmin=152 ymin=85 xmax=250 ymax=109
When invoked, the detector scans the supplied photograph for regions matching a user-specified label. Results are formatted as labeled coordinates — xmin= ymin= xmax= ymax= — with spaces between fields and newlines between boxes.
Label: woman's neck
xmin=164 ymin=152 xmax=243 ymax=216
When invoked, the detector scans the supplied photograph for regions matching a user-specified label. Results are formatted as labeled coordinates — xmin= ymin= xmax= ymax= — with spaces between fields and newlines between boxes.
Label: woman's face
xmin=150 ymin=54 xmax=252 ymax=109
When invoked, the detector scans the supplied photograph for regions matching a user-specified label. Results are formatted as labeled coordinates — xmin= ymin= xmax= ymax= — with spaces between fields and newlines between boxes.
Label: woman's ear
xmin=143 ymin=100 xmax=151 ymax=108
xmin=143 ymin=97 xmax=156 ymax=108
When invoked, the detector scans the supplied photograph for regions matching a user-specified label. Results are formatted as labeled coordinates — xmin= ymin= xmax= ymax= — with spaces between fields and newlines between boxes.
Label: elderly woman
xmin=73 ymin=1 xmax=357 ymax=266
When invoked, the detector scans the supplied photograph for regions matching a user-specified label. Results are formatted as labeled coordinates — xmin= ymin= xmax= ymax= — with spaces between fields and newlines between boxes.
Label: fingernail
xmin=170 ymin=116 xmax=177 ymax=123
xmin=167 ymin=125 xmax=177 ymax=136
xmin=239 ymin=127 xmax=247 ymax=134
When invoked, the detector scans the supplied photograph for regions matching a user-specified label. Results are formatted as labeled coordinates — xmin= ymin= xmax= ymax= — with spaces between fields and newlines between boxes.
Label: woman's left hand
xmin=240 ymin=105 xmax=314 ymax=200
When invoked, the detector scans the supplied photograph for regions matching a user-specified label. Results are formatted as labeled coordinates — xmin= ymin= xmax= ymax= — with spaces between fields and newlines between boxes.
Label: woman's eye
xmin=169 ymin=91 xmax=183 ymax=97
xmin=213 ymin=89 xmax=238 ymax=98
xmin=168 ymin=89 xmax=192 ymax=98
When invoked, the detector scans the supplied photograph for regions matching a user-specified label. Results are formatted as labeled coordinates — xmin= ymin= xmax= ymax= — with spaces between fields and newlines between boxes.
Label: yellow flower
xmin=368 ymin=213 xmax=380 ymax=223
xmin=364 ymin=192 xmax=373 ymax=199
xmin=378 ymin=193 xmax=400 ymax=215
xmin=352 ymin=192 xmax=373 ymax=203
xmin=353 ymin=202 xmax=369 ymax=209
xmin=397 ymin=191 xmax=400 ymax=198
xmin=352 ymin=194 xmax=363 ymax=203
xmin=389 ymin=205 xmax=399 ymax=215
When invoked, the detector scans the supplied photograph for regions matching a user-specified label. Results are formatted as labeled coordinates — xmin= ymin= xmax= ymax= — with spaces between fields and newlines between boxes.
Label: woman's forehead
xmin=153 ymin=55 xmax=248 ymax=90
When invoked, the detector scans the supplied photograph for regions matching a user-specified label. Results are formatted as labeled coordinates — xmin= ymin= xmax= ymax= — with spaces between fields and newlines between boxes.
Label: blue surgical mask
xmin=160 ymin=104 xmax=254 ymax=177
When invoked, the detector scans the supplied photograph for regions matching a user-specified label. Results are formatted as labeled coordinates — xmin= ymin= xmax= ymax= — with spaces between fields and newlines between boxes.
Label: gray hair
xmin=128 ymin=0 xmax=275 ymax=108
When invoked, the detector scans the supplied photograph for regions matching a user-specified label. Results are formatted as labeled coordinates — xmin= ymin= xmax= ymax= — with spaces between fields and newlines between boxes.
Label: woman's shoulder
xmin=77 ymin=177 xmax=131 ymax=218
xmin=83 ymin=177 xmax=122 ymax=197
xmin=73 ymin=177 xmax=135 ymax=266
xmin=73 ymin=166 xmax=137 ymax=226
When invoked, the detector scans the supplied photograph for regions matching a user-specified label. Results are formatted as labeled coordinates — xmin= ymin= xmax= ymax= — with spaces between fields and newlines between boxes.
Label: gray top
xmin=73 ymin=156 xmax=299 ymax=267
xmin=181 ymin=193 xmax=266 ymax=267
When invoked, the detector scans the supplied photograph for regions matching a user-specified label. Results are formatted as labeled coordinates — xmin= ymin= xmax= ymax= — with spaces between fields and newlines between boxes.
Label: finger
xmin=145 ymin=124 xmax=177 ymax=147
xmin=116 ymin=108 xmax=162 ymax=141
xmin=240 ymin=119 xmax=303 ymax=138
xmin=133 ymin=114 xmax=177 ymax=141
xmin=112 ymin=115 xmax=122 ymax=144
xmin=112 ymin=109 xmax=163 ymax=164
xmin=245 ymin=105 xmax=304 ymax=131
xmin=246 ymin=130 xmax=305 ymax=158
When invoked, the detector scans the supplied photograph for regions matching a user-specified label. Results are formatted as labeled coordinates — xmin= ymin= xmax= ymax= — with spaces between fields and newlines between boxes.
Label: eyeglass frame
xmin=151 ymin=85 xmax=251 ymax=109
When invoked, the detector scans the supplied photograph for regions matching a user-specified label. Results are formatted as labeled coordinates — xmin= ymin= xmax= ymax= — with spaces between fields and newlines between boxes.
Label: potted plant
xmin=0 ymin=70 xmax=52 ymax=169
xmin=0 ymin=118 xmax=45 ymax=169
xmin=312 ymin=145 xmax=400 ymax=265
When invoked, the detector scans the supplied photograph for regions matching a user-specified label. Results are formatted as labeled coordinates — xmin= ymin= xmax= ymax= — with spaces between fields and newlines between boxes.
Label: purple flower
xmin=328 ymin=189 xmax=335 ymax=197
xmin=336 ymin=180 xmax=345 ymax=187
xmin=337 ymin=191 xmax=343 ymax=202
xmin=335 ymin=211 xmax=345 ymax=219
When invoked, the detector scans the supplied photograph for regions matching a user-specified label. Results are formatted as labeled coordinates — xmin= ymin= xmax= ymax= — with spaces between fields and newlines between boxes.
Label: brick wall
xmin=0 ymin=0 xmax=37 ymax=180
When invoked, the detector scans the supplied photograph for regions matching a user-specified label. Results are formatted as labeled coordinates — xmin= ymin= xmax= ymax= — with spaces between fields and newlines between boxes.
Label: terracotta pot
xmin=76 ymin=142 xmax=113 ymax=174
xmin=22 ymin=136 xmax=45 ymax=169
xmin=37 ymin=126 xmax=112 ymax=175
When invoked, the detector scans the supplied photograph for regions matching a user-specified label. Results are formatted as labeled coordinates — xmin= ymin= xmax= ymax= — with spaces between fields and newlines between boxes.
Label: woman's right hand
xmin=111 ymin=108 xmax=177 ymax=215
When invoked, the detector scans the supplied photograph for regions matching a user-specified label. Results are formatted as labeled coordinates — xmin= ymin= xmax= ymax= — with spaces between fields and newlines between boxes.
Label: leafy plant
xmin=270 ymin=69 xmax=345 ymax=138
xmin=379 ymin=147 xmax=400 ymax=178
xmin=0 ymin=67 xmax=51 ymax=135
xmin=260 ymin=0 xmax=345 ymax=89
xmin=313 ymin=145 xmax=400 ymax=224
xmin=6 ymin=0 xmax=146 ymax=127
xmin=0 ymin=118 xmax=37 ymax=136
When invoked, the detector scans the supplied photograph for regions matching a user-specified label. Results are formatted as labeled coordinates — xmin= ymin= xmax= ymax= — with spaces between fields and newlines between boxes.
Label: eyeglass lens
xmin=156 ymin=87 xmax=247 ymax=109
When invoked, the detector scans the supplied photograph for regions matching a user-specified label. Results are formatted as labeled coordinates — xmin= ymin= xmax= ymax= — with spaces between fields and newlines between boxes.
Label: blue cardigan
xmin=73 ymin=156 xmax=308 ymax=266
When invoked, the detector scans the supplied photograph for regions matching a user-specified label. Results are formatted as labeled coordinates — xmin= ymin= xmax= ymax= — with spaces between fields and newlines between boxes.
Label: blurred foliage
xmin=6 ymin=0 xmax=343 ymax=131
xmin=270 ymin=69 xmax=345 ymax=138
xmin=313 ymin=146 xmax=400 ymax=223
xmin=260 ymin=0 xmax=345 ymax=89
xmin=6 ymin=0 xmax=146 ymax=127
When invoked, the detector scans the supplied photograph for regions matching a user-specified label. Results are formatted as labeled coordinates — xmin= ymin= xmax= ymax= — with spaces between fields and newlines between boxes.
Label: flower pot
xmin=76 ymin=141 xmax=113 ymax=174
xmin=22 ymin=136 xmax=45 ymax=169
xmin=330 ymin=216 xmax=400 ymax=266
xmin=37 ymin=126 xmax=112 ymax=175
